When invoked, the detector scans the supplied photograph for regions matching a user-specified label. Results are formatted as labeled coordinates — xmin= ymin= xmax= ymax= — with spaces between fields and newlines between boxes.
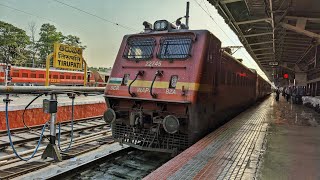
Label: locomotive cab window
xmin=158 ymin=36 xmax=192 ymax=60
xmin=123 ymin=37 xmax=155 ymax=60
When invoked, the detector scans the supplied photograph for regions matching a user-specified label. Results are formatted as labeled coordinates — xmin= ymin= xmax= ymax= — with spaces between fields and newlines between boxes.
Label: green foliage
xmin=0 ymin=21 xmax=87 ymax=67
xmin=63 ymin=34 xmax=87 ymax=50
xmin=0 ymin=21 xmax=31 ymax=64
xmin=36 ymin=23 xmax=64 ymax=64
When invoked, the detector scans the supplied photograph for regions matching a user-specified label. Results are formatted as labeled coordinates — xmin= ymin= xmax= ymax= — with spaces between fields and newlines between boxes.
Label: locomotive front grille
xmin=112 ymin=123 xmax=190 ymax=153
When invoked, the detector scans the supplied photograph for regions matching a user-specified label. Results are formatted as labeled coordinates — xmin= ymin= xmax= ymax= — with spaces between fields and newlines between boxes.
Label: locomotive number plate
xmin=109 ymin=85 xmax=120 ymax=90
xmin=166 ymin=89 xmax=176 ymax=94
xmin=137 ymin=87 xmax=150 ymax=93
xmin=145 ymin=61 xmax=162 ymax=67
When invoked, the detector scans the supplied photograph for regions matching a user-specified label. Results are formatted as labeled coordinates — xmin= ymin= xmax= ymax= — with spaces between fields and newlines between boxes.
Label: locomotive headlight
xmin=163 ymin=115 xmax=180 ymax=134
xmin=104 ymin=109 xmax=116 ymax=124
xmin=169 ymin=75 xmax=178 ymax=88
xmin=154 ymin=20 xmax=168 ymax=31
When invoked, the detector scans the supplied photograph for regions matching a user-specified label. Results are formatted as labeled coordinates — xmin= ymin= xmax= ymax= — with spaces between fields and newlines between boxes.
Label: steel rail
xmin=0 ymin=133 xmax=111 ymax=167
xmin=0 ymin=130 xmax=111 ymax=162
xmin=0 ymin=118 xmax=107 ymax=148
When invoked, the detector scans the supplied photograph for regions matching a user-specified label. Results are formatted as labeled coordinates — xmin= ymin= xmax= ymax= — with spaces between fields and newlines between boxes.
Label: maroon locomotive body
xmin=104 ymin=20 xmax=271 ymax=153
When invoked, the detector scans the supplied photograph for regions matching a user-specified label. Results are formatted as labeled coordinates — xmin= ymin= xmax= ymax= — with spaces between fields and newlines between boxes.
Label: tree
xmin=36 ymin=23 xmax=64 ymax=65
xmin=63 ymin=34 xmax=86 ymax=50
xmin=0 ymin=21 xmax=31 ymax=64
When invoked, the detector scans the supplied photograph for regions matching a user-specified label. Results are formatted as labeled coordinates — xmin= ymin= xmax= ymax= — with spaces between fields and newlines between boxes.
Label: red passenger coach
xmin=0 ymin=64 xmax=95 ymax=86
xmin=104 ymin=20 xmax=271 ymax=153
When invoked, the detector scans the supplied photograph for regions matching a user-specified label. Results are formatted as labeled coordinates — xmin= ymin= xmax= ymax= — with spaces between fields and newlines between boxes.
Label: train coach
xmin=0 ymin=64 xmax=96 ymax=86
xmin=104 ymin=20 xmax=271 ymax=153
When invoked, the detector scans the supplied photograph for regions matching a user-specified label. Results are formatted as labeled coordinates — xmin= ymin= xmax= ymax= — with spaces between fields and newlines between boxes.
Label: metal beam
xmin=236 ymin=18 xmax=271 ymax=25
xmin=285 ymin=16 xmax=320 ymax=23
xmin=280 ymin=22 xmax=320 ymax=43
xmin=259 ymin=60 xmax=274 ymax=63
xmin=256 ymin=56 xmax=273 ymax=60
xmin=0 ymin=86 xmax=105 ymax=94
xmin=282 ymin=42 xmax=310 ymax=46
xmin=295 ymin=44 xmax=315 ymax=65
xmin=244 ymin=32 xmax=273 ymax=38
xmin=249 ymin=41 xmax=273 ymax=46
xmin=212 ymin=1 xmax=268 ymax=77
xmin=255 ymin=52 xmax=275 ymax=56
xmin=252 ymin=47 xmax=274 ymax=51
xmin=269 ymin=0 xmax=276 ymax=56
xmin=220 ymin=0 xmax=242 ymax=3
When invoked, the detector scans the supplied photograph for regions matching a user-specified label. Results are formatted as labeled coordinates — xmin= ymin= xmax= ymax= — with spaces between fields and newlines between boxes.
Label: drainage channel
xmin=50 ymin=147 xmax=173 ymax=180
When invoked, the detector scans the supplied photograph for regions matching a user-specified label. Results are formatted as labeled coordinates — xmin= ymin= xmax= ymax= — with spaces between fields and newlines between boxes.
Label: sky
xmin=0 ymin=0 xmax=268 ymax=80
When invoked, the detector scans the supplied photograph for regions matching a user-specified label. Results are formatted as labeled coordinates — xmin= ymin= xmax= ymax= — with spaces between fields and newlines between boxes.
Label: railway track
xmin=53 ymin=148 xmax=172 ymax=180
xmin=0 ymin=116 xmax=171 ymax=179
xmin=0 ymin=116 xmax=111 ymax=165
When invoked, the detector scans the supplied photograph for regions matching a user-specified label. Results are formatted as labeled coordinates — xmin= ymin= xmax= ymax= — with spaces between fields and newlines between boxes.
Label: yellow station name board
xmin=53 ymin=43 xmax=83 ymax=70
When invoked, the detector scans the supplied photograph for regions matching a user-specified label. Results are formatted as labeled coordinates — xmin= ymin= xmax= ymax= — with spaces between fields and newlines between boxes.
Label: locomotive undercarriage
xmin=112 ymin=123 xmax=190 ymax=153
xmin=105 ymin=98 xmax=191 ymax=153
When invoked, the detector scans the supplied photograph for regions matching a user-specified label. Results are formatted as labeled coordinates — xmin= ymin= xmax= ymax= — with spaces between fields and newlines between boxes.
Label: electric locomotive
xmin=104 ymin=20 xmax=270 ymax=153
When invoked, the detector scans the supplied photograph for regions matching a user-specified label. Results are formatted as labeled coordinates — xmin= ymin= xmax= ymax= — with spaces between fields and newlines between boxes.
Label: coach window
xmin=31 ymin=73 xmax=36 ymax=78
xmin=13 ymin=71 xmax=19 ymax=77
xmin=72 ymin=76 xmax=76 ymax=79
xmin=22 ymin=73 xmax=28 ymax=78
xmin=66 ymin=75 xmax=71 ymax=79
xmin=39 ymin=74 xmax=44 ymax=78
xmin=158 ymin=36 xmax=192 ymax=60
xmin=53 ymin=75 xmax=58 ymax=79
xmin=60 ymin=75 xmax=64 ymax=79
xmin=77 ymin=76 xmax=81 ymax=80
xmin=123 ymin=37 xmax=155 ymax=60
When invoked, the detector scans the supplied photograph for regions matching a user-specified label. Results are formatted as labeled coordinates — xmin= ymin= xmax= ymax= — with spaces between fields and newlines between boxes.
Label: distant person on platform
xmin=275 ymin=88 xmax=280 ymax=101
xmin=282 ymin=87 xmax=286 ymax=97
xmin=286 ymin=87 xmax=291 ymax=102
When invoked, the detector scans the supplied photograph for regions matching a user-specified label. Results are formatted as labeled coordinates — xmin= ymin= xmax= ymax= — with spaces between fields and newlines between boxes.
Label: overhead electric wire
xmin=0 ymin=3 xmax=57 ymax=25
xmin=194 ymin=0 xmax=238 ymax=45
xmin=51 ymin=0 xmax=139 ymax=32
xmin=194 ymin=0 xmax=259 ymax=71
xmin=0 ymin=2 xmax=90 ymax=34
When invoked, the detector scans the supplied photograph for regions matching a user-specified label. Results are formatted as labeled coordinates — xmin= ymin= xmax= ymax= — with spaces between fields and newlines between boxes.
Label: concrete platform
xmin=145 ymin=95 xmax=320 ymax=180
xmin=0 ymin=94 xmax=106 ymax=130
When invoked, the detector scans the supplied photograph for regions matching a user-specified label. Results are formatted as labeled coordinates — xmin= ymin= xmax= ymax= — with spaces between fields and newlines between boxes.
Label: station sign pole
xmin=45 ymin=53 xmax=53 ymax=86
xmin=84 ymin=60 xmax=87 ymax=86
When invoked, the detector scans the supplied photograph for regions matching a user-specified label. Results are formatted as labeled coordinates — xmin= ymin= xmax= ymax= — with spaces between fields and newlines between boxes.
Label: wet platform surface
xmin=145 ymin=95 xmax=320 ymax=180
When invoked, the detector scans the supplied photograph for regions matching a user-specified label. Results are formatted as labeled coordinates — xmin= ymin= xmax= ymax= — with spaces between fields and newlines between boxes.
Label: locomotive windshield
xmin=158 ymin=36 xmax=192 ymax=59
xmin=123 ymin=37 xmax=155 ymax=60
